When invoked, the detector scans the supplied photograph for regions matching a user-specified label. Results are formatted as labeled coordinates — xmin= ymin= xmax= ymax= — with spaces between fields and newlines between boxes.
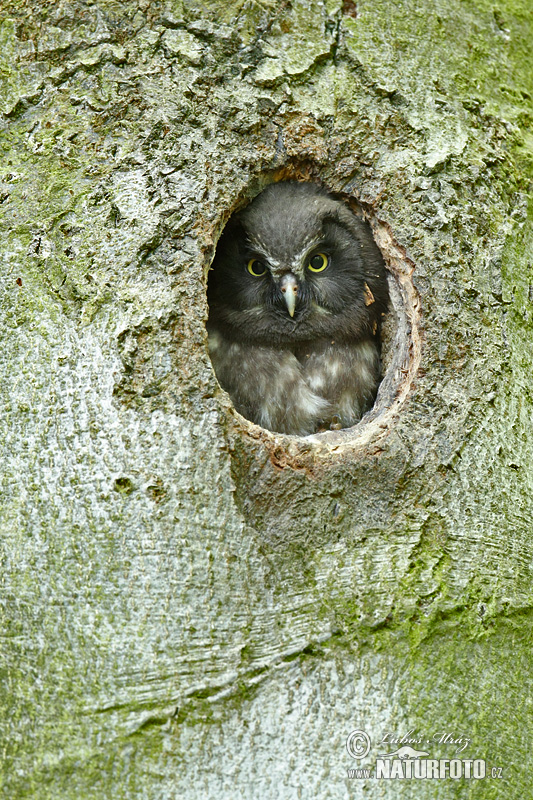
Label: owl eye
xmin=247 ymin=258 xmax=267 ymax=277
xmin=307 ymin=253 xmax=329 ymax=273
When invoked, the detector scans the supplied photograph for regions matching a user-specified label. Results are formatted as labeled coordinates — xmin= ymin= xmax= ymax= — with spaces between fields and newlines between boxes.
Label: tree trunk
xmin=1 ymin=0 xmax=531 ymax=797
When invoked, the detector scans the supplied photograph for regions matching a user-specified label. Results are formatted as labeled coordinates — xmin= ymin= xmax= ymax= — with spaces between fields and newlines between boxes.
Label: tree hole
xmin=206 ymin=180 xmax=421 ymax=455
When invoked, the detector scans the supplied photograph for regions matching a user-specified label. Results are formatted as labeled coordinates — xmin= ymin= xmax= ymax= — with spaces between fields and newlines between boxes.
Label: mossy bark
xmin=0 ymin=0 xmax=532 ymax=798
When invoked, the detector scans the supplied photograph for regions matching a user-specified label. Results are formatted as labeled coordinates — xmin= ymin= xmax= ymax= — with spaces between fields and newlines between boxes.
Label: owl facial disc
xmin=280 ymin=273 xmax=298 ymax=318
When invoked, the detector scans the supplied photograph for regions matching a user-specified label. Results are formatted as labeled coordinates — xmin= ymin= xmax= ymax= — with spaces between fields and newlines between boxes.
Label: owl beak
xmin=280 ymin=273 xmax=298 ymax=318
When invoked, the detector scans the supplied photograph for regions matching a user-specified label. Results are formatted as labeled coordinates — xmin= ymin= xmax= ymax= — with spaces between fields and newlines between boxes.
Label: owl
xmin=207 ymin=181 xmax=389 ymax=436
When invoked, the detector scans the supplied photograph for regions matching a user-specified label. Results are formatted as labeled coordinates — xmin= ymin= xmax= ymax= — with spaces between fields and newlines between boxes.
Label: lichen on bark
xmin=0 ymin=0 xmax=532 ymax=797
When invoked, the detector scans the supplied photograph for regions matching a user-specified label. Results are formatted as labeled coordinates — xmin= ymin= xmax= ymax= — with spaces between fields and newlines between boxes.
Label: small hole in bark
xmin=113 ymin=476 xmax=135 ymax=494
xmin=205 ymin=179 xmax=420 ymax=452
xmin=342 ymin=0 xmax=358 ymax=18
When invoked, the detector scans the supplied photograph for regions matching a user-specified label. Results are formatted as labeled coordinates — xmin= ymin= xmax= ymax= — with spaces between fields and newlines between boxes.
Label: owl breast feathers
xmin=207 ymin=181 xmax=389 ymax=436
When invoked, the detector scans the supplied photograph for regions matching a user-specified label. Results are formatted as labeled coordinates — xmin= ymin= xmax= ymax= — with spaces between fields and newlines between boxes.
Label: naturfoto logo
xmin=346 ymin=728 xmax=504 ymax=781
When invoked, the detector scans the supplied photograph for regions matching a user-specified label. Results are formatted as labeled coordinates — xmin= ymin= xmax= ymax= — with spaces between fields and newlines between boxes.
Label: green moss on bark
xmin=0 ymin=0 xmax=532 ymax=797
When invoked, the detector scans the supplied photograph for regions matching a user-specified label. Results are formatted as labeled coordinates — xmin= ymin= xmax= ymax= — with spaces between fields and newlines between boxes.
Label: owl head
xmin=208 ymin=181 xmax=389 ymax=347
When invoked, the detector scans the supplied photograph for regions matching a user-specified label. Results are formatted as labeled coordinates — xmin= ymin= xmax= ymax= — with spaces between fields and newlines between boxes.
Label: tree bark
xmin=1 ymin=0 xmax=532 ymax=797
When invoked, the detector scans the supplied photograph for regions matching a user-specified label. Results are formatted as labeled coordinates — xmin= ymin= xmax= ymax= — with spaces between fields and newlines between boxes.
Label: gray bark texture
xmin=0 ymin=0 xmax=532 ymax=797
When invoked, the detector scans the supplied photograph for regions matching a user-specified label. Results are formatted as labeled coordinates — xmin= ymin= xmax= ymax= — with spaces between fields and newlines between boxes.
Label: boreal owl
xmin=207 ymin=181 xmax=389 ymax=436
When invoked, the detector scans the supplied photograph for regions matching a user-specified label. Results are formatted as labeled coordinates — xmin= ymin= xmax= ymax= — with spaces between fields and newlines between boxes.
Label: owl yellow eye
xmin=308 ymin=253 xmax=328 ymax=273
xmin=247 ymin=258 xmax=267 ymax=277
